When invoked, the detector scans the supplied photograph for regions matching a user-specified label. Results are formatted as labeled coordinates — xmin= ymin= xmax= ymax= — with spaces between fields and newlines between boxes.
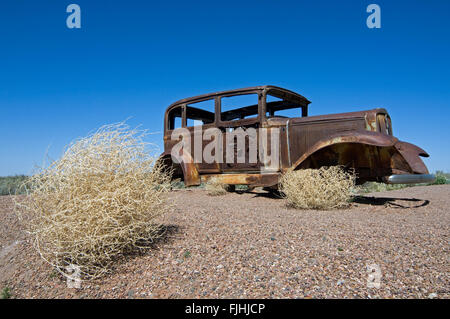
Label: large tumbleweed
xmin=279 ymin=166 xmax=356 ymax=209
xmin=15 ymin=123 xmax=172 ymax=279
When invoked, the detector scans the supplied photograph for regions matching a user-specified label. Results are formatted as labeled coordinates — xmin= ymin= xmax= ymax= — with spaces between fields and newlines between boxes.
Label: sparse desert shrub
xmin=279 ymin=166 xmax=356 ymax=209
xmin=171 ymin=179 xmax=186 ymax=189
xmin=15 ymin=123 xmax=172 ymax=279
xmin=358 ymin=181 xmax=410 ymax=193
xmin=0 ymin=175 xmax=29 ymax=195
xmin=429 ymin=174 xmax=448 ymax=185
xmin=1 ymin=286 xmax=11 ymax=299
xmin=205 ymin=178 xmax=229 ymax=196
xmin=434 ymin=170 xmax=450 ymax=179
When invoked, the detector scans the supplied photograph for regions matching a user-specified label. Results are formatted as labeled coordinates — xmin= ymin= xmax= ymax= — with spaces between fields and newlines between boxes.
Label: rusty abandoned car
xmin=160 ymin=85 xmax=434 ymax=189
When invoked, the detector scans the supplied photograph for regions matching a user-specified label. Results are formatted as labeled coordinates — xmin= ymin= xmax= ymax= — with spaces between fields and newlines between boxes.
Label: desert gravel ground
xmin=0 ymin=185 xmax=448 ymax=299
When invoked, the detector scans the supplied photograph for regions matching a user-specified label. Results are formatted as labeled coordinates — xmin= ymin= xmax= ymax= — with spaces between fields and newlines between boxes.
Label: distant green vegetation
xmin=430 ymin=171 xmax=450 ymax=185
xmin=358 ymin=182 xmax=411 ymax=194
xmin=358 ymin=171 xmax=449 ymax=194
xmin=0 ymin=175 xmax=29 ymax=195
xmin=170 ymin=179 xmax=205 ymax=190
xmin=1 ymin=171 xmax=448 ymax=196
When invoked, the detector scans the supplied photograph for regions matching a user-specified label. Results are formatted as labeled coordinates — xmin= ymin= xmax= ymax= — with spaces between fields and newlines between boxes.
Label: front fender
xmin=290 ymin=131 xmax=399 ymax=170
xmin=290 ymin=131 xmax=430 ymax=178
xmin=393 ymin=141 xmax=429 ymax=174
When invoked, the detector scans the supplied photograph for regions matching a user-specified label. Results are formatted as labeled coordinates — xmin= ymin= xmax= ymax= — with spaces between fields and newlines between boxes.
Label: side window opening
xmin=220 ymin=94 xmax=259 ymax=122
xmin=186 ymin=99 xmax=215 ymax=127
xmin=266 ymin=93 xmax=303 ymax=118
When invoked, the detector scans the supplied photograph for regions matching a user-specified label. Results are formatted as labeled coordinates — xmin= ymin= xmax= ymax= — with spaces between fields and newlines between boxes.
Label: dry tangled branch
xmin=15 ymin=122 xmax=172 ymax=279
xmin=279 ymin=166 xmax=356 ymax=210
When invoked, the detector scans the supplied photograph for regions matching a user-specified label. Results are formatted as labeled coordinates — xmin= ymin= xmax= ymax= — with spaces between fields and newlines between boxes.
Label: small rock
xmin=337 ymin=280 xmax=345 ymax=286
xmin=428 ymin=293 xmax=437 ymax=299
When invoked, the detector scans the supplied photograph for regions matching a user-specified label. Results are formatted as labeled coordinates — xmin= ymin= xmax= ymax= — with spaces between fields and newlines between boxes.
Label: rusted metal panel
xmin=159 ymin=150 xmax=201 ymax=186
xmin=290 ymin=131 xmax=398 ymax=170
xmin=162 ymin=86 xmax=431 ymax=188
xmin=201 ymin=173 xmax=280 ymax=188
xmin=394 ymin=141 xmax=429 ymax=174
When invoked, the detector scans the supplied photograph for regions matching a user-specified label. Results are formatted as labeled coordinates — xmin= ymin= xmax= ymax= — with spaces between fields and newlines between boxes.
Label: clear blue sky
xmin=0 ymin=0 xmax=449 ymax=175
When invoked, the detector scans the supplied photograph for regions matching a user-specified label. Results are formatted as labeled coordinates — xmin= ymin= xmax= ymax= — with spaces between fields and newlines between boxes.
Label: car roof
xmin=165 ymin=85 xmax=311 ymax=114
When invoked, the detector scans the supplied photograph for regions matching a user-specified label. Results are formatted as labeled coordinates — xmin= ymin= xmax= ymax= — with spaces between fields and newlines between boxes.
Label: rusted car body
xmin=160 ymin=85 xmax=434 ymax=188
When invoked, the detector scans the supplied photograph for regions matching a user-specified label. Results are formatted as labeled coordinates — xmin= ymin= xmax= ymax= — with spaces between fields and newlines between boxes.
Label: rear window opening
xmin=168 ymin=106 xmax=183 ymax=130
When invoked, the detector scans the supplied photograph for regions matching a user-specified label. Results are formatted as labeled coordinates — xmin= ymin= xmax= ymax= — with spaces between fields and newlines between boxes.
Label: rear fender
xmin=159 ymin=151 xmax=201 ymax=186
